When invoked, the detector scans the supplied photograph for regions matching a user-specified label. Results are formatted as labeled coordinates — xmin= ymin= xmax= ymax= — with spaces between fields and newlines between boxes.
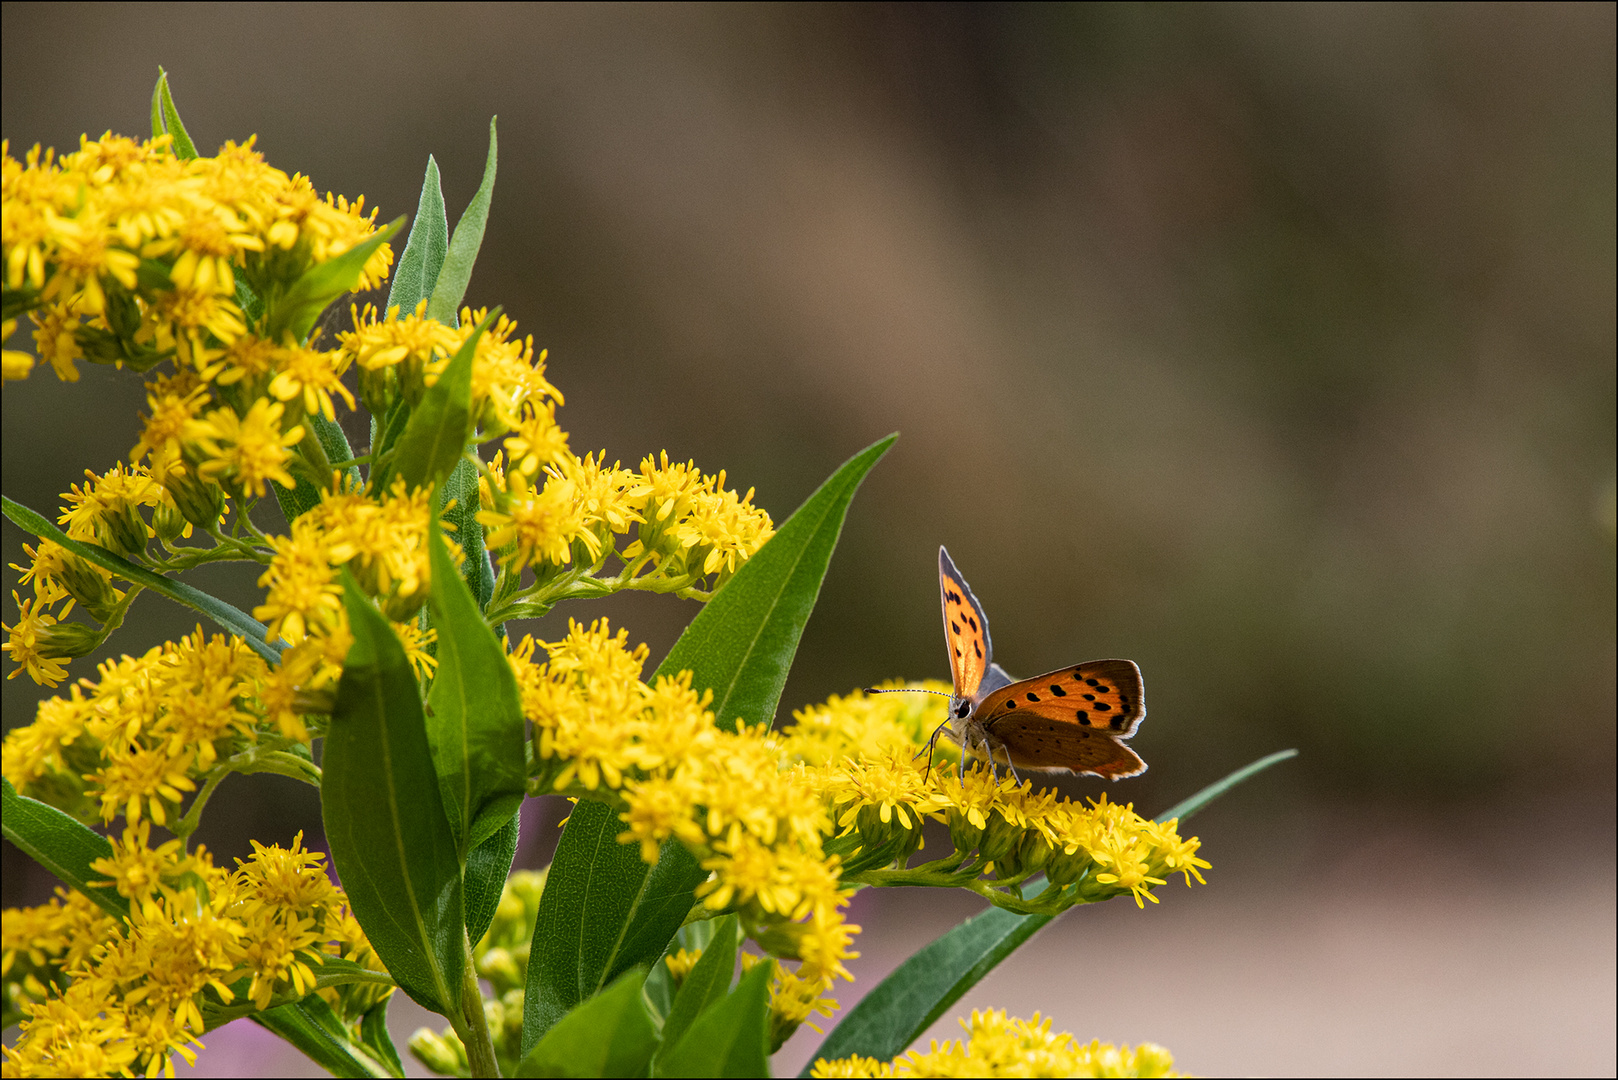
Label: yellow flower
xmin=0 ymin=686 xmax=92 ymax=790
xmin=255 ymin=518 xmax=342 ymax=644
xmin=267 ymin=342 xmax=355 ymax=421
xmin=187 ymin=397 xmax=304 ymax=498
xmin=89 ymin=820 xmax=189 ymax=902
xmin=479 ymin=472 xmax=595 ymax=571
xmin=24 ymin=300 xmax=89 ymax=383
xmin=674 ymin=479 xmax=775 ymax=577
xmin=503 ymin=402 xmax=570 ymax=477
xmin=2 ymin=591 xmax=70 ymax=687
xmin=2 ymin=347 xmax=33 ymax=381
xmin=883 ymin=1009 xmax=1184 ymax=1078
xmin=131 ymin=371 xmax=210 ymax=476
xmin=87 ymin=741 xmax=197 ymax=826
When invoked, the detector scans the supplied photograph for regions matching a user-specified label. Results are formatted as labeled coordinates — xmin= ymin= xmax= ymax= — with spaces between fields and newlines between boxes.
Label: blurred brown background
xmin=3 ymin=3 xmax=1613 ymax=1075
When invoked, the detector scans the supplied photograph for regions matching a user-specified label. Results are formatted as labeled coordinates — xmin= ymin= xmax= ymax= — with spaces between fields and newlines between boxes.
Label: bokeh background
xmin=3 ymin=3 xmax=1613 ymax=1075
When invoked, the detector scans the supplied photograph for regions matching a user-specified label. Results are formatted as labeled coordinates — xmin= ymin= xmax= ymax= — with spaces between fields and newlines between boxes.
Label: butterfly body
xmin=938 ymin=546 xmax=1147 ymax=780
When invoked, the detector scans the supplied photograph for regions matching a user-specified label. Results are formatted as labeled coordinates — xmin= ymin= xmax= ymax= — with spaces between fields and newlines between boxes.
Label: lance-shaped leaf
xmin=801 ymin=904 xmax=1050 ymax=1074
xmin=1 ymin=495 xmax=281 ymax=663
xmin=2 ymin=779 xmax=128 ymax=920
xmin=424 ymin=515 xmax=526 ymax=855
xmin=360 ymin=998 xmax=405 ymax=1077
xmin=272 ymin=411 xmax=362 ymax=526
xmin=254 ymin=997 xmax=397 ymax=1079
xmin=323 ymin=575 xmax=464 ymax=1013
xmin=441 ymin=455 xmax=496 ymax=609
xmin=427 ymin=118 xmax=498 ymax=327
xmin=522 ymin=435 xmax=896 ymax=1053
xmin=516 ymin=967 xmax=658 ymax=1079
xmin=266 ymin=217 xmax=404 ymax=345
xmin=1152 ymin=748 xmax=1299 ymax=824
xmin=801 ymin=749 xmax=1299 ymax=1073
xmin=150 ymin=67 xmax=198 ymax=159
xmin=655 ymin=958 xmax=773 ymax=1078
xmin=389 ymin=309 xmax=497 ymax=494
xmin=387 ymin=156 xmax=451 ymax=320
xmin=653 ymin=914 xmax=739 ymax=1068
xmin=464 ymin=810 xmax=520 ymax=949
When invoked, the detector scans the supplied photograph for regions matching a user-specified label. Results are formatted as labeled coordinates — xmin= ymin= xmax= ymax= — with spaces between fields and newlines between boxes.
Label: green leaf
xmin=802 ymin=749 xmax=1300 ymax=1073
xmin=266 ymin=217 xmax=404 ymax=345
xmin=442 ymin=455 xmax=496 ymax=608
xmin=1 ymin=494 xmax=281 ymax=663
xmin=1 ymin=778 xmax=128 ymax=921
xmin=659 ymin=433 xmax=899 ymax=732
xmin=802 ymin=905 xmax=1049 ymax=1075
xmin=655 ymin=958 xmax=772 ymax=1079
xmin=427 ymin=118 xmax=498 ymax=328
xmin=387 ymin=156 xmax=451 ymax=320
xmin=465 ymin=809 xmax=520 ymax=948
xmin=150 ymin=67 xmax=198 ymax=160
xmin=516 ymin=968 xmax=658 ymax=1079
xmin=655 ymin=914 xmax=739 ymax=1067
xmin=1153 ymin=748 xmax=1299 ymax=825
xmin=522 ymin=435 xmax=895 ymax=1055
xmin=254 ymin=997 xmax=396 ymax=1078
xmin=366 ymin=397 xmax=412 ymax=495
xmin=360 ymin=998 xmax=406 ymax=1077
xmin=322 ymin=575 xmax=464 ymax=1013
xmin=272 ymin=411 xmax=362 ymax=526
xmin=424 ymin=513 xmax=526 ymax=853
xmin=391 ymin=309 xmax=496 ymax=494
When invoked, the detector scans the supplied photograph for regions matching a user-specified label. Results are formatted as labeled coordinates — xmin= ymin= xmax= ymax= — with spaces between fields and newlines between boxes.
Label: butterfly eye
xmin=955 ymin=702 xmax=971 ymax=718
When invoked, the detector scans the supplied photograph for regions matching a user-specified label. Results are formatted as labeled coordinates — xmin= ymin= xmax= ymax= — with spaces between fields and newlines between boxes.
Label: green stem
xmin=240 ymin=749 xmax=322 ymax=785
xmin=174 ymin=767 xmax=230 ymax=842
xmin=296 ymin=427 xmax=336 ymax=491
xmin=452 ymin=930 xmax=500 ymax=1078
xmin=90 ymin=583 xmax=143 ymax=645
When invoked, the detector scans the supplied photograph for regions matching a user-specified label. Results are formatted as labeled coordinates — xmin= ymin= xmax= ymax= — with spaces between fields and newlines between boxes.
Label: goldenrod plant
xmin=1 ymin=73 xmax=1292 ymax=1077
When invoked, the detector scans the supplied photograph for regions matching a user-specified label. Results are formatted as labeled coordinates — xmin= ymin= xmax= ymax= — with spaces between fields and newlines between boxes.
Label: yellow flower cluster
xmin=781 ymin=684 xmax=1209 ymax=910
xmin=2 ymin=133 xmax=390 ymax=382
xmin=1 ymin=829 xmax=387 ymax=1078
xmin=337 ymin=302 xmax=559 ymax=436
xmin=477 ymin=449 xmax=775 ymax=606
xmin=505 ymin=632 xmax=1207 ymax=1042
xmin=509 ymin=619 xmax=856 ymax=1034
xmin=812 ymin=1009 xmax=1182 ymax=1078
xmin=0 ymin=627 xmax=313 ymax=827
xmin=254 ymin=477 xmax=454 ymax=657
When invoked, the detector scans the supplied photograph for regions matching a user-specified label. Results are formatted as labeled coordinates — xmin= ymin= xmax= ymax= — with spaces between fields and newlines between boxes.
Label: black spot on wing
xmin=1049 ymin=684 xmax=1067 ymax=697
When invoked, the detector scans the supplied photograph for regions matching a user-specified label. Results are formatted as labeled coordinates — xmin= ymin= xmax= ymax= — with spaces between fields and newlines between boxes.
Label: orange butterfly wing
xmin=976 ymin=660 xmax=1147 ymax=779
xmin=939 ymin=547 xmax=993 ymax=701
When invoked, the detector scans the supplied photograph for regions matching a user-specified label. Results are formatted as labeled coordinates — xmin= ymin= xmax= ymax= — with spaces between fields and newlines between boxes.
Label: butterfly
xmin=879 ymin=547 xmax=1148 ymax=782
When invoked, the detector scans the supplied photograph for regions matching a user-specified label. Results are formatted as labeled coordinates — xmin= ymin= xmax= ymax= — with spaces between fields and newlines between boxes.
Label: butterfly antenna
xmin=917 ymin=717 xmax=954 ymax=784
xmin=861 ymin=687 xmax=956 ymax=784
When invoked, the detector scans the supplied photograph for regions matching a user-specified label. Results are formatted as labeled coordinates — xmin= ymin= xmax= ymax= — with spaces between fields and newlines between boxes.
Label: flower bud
xmin=152 ymin=500 xmax=188 ymax=543
xmin=166 ymin=468 xmax=225 ymax=531
xmin=1044 ymin=845 xmax=1092 ymax=887
xmin=36 ymin=622 xmax=101 ymax=659
xmin=95 ymin=502 xmax=149 ymax=560
xmin=58 ymin=555 xmax=124 ymax=623
xmin=977 ymin=810 xmax=1021 ymax=866
xmin=381 ymin=586 xmax=427 ymax=623
xmin=476 ymin=946 xmax=521 ymax=992
xmin=408 ymin=1028 xmax=465 ymax=1077
xmin=947 ymin=807 xmax=986 ymax=855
